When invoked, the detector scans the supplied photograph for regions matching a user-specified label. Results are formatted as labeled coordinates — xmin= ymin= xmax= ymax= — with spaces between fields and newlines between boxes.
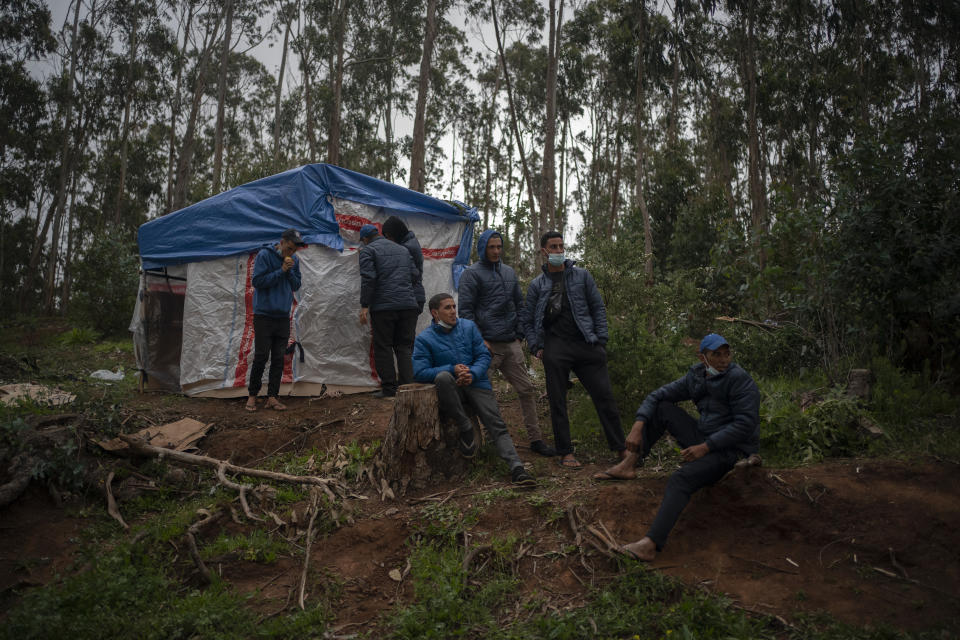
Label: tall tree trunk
xmin=609 ymin=104 xmax=624 ymax=237
xmin=114 ymin=11 xmax=139 ymax=225
xmin=28 ymin=0 xmax=81 ymax=313
xmin=409 ymin=0 xmax=437 ymax=192
xmin=172 ymin=17 xmax=222 ymax=211
xmin=740 ymin=0 xmax=765 ymax=268
xmin=212 ymin=0 xmax=234 ymax=193
xmin=541 ymin=0 xmax=563 ymax=234
xmin=60 ymin=172 xmax=80 ymax=313
xmin=491 ymin=0 xmax=539 ymax=244
xmin=481 ymin=74 xmax=501 ymax=230
xmin=166 ymin=0 xmax=194 ymax=213
xmin=326 ymin=0 xmax=346 ymax=166
xmin=272 ymin=1 xmax=294 ymax=171
xmin=633 ymin=2 xmax=653 ymax=285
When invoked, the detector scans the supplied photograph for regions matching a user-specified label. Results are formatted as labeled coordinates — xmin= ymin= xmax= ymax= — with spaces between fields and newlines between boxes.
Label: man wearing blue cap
xmin=595 ymin=333 xmax=760 ymax=561
xmin=358 ymin=223 xmax=419 ymax=398
xmin=245 ymin=228 xmax=305 ymax=412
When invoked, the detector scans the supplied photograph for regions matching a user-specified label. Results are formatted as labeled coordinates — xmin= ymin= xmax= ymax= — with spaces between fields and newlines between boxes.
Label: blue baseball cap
xmin=699 ymin=333 xmax=729 ymax=353
xmin=359 ymin=224 xmax=378 ymax=239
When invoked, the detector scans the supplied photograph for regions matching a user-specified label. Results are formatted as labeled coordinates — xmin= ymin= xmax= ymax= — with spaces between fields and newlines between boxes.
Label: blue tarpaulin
xmin=138 ymin=164 xmax=479 ymax=274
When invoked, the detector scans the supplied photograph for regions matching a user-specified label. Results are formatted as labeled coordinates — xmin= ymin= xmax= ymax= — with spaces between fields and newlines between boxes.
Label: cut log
xmin=372 ymin=383 xmax=474 ymax=497
xmin=847 ymin=369 xmax=872 ymax=401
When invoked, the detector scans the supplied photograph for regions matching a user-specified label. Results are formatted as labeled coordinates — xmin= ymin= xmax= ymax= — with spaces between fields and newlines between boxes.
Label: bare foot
xmin=265 ymin=397 xmax=287 ymax=411
xmin=245 ymin=397 xmax=257 ymax=412
xmin=619 ymin=537 xmax=657 ymax=562
xmin=595 ymin=456 xmax=638 ymax=480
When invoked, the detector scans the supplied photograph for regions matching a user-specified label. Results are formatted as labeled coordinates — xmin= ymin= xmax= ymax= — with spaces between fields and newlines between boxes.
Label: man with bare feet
xmin=523 ymin=231 xmax=625 ymax=469
xmin=596 ymin=334 xmax=760 ymax=561
xmin=246 ymin=228 xmax=305 ymax=412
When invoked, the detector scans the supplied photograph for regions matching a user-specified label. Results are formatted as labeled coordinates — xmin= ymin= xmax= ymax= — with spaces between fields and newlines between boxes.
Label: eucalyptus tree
xmin=0 ymin=0 xmax=56 ymax=309
xmin=408 ymin=0 xmax=439 ymax=191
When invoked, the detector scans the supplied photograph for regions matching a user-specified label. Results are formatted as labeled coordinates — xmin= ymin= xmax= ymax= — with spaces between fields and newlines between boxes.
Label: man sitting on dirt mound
xmin=413 ymin=293 xmax=537 ymax=488
xmin=595 ymin=333 xmax=760 ymax=561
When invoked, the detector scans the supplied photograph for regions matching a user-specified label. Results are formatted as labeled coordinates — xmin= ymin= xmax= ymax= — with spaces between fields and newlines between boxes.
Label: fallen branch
xmin=250 ymin=418 xmax=345 ymax=465
xmin=729 ymin=553 xmax=799 ymax=575
xmin=105 ymin=471 xmax=129 ymax=530
xmin=216 ymin=462 xmax=271 ymax=521
xmin=463 ymin=544 xmax=494 ymax=575
xmin=186 ymin=509 xmax=221 ymax=584
xmin=0 ymin=453 xmax=35 ymax=508
xmin=119 ymin=434 xmax=346 ymax=498
xmin=299 ymin=488 xmax=321 ymax=610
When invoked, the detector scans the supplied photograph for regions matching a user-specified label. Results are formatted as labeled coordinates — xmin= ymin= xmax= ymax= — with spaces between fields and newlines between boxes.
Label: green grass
xmin=202 ymin=529 xmax=288 ymax=564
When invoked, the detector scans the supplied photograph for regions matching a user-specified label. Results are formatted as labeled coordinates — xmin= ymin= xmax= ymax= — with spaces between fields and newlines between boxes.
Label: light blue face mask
xmin=547 ymin=252 xmax=565 ymax=267
xmin=705 ymin=364 xmax=721 ymax=376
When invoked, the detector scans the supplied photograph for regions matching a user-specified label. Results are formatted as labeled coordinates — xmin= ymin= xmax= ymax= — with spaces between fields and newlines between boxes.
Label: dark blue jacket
xmin=399 ymin=230 xmax=426 ymax=310
xmin=413 ymin=318 xmax=492 ymax=390
xmin=458 ymin=229 xmax=524 ymax=342
xmin=252 ymin=245 xmax=302 ymax=318
xmin=635 ymin=362 xmax=760 ymax=455
xmin=359 ymin=236 xmax=418 ymax=311
xmin=522 ymin=259 xmax=608 ymax=354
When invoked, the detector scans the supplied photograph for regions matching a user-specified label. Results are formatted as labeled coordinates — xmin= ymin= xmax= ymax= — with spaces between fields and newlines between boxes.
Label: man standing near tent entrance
xmin=245 ymin=228 xmax=304 ymax=412
xmin=523 ymin=230 xmax=626 ymax=468
xmin=459 ymin=229 xmax=555 ymax=457
xmin=358 ymin=224 xmax=420 ymax=398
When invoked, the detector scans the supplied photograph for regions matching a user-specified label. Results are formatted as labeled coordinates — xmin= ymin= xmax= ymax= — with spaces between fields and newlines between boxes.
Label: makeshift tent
xmin=133 ymin=164 xmax=478 ymax=397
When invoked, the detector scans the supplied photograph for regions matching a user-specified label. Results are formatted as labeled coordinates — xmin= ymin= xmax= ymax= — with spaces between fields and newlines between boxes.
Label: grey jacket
xmin=635 ymin=362 xmax=760 ymax=455
xmin=359 ymin=236 xmax=418 ymax=312
xmin=523 ymin=259 xmax=608 ymax=354
xmin=458 ymin=230 xmax=524 ymax=342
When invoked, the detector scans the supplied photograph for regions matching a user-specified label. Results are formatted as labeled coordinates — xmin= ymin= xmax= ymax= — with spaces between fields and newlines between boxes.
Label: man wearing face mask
xmin=595 ymin=334 xmax=760 ymax=562
xmin=522 ymin=230 xmax=626 ymax=469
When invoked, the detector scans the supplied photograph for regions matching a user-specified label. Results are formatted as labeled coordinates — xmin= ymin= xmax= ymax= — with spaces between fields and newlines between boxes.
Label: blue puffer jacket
xmin=399 ymin=231 xmax=426 ymax=310
xmin=635 ymin=362 xmax=760 ymax=455
xmin=413 ymin=318 xmax=492 ymax=390
xmin=359 ymin=236 xmax=418 ymax=311
xmin=458 ymin=230 xmax=524 ymax=342
xmin=522 ymin=260 xmax=608 ymax=354
xmin=252 ymin=245 xmax=302 ymax=318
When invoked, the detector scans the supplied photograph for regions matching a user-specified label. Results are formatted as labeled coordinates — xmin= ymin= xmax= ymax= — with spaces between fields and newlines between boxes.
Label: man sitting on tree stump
xmin=413 ymin=293 xmax=536 ymax=488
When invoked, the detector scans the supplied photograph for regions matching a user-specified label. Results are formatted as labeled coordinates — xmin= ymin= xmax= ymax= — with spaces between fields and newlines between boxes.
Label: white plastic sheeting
xmin=176 ymin=200 xmax=468 ymax=396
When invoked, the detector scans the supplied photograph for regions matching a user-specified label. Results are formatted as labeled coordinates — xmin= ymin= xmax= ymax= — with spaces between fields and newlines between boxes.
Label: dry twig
xmin=299 ymin=488 xmax=321 ymax=610
xmin=104 ymin=471 xmax=129 ymax=530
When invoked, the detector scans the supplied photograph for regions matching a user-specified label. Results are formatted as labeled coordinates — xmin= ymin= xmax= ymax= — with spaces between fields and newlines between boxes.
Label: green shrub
xmin=57 ymin=327 xmax=101 ymax=345
xmin=69 ymin=230 xmax=139 ymax=336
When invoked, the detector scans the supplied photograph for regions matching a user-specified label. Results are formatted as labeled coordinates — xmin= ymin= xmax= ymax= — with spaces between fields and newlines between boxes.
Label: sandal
xmin=558 ymin=456 xmax=582 ymax=469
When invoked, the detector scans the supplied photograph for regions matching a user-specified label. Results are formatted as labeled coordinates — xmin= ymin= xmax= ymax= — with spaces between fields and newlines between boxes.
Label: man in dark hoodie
xmin=381 ymin=216 xmax=426 ymax=314
xmin=245 ymin=228 xmax=305 ymax=412
xmin=358 ymin=224 xmax=419 ymax=398
xmin=459 ymin=229 xmax=555 ymax=457
xmin=596 ymin=334 xmax=761 ymax=561
xmin=522 ymin=231 xmax=626 ymax=468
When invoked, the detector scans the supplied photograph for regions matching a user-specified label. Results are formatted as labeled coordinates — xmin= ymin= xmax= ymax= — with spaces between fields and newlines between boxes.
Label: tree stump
xmin=372 ymin=383 xmax=476 ymax=497
xmin=847 ymin=369 xmax=872 ymax=401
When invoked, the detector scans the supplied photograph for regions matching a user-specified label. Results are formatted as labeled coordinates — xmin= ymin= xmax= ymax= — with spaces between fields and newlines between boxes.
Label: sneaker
xmin=511 ymin=466 xmax=537 ymax=488
xmin=458 ymin=429 xmax=477 ymax=458
xmin=530 ymin=440 xmax=556 ymax=457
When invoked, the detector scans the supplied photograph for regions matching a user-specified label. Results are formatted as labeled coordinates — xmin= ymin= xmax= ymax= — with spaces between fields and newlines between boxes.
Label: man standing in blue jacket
xmin=414 ymin=293 xmax=536 ymax=487
xmin=245 ymin=228 xmax=304 ymax=412
xmin=523 ymin=231 xmax=625 ymax=468
xmin=459 ymin=230 xmax=555 ymax=457
xmin=597 ymin=334 xmax=761 ymax=561
xmin=358 ymin=224 xmax=419 ymax=398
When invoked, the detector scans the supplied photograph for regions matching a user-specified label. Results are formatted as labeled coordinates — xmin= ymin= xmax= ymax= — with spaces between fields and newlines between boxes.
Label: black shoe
xmin=458 ymin=429 xmax=477 ymax=458
xmin=372 ymin=390 xmax=396 ymax=399
xmin=511 ymin=466 xmax=537 ymax=488
xmin=529 ymin=440 xmax=556 ymax=457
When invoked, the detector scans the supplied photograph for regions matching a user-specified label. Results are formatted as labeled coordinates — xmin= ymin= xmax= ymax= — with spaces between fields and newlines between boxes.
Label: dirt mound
xmin=1 ymin=389 xmax=958 ymax=633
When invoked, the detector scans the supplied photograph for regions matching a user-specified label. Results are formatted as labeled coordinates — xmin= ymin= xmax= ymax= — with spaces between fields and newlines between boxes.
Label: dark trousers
xmin=371 ymin=308 xmax=418 ymax=395
xmin=642 ymin=401 xmax=740 ymax=549
xmin=542 ymin=334 xmax=625 ymax=455
xmin=248 ymin=314 xmax=290 ymax=398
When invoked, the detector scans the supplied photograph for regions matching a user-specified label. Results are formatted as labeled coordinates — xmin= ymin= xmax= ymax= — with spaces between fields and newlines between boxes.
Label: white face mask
xmin=438 ymin=320 xmax=455 ymax=330
xmin=705 ymin=364 xmax=721 ymax=376
xmin=547 ymin=252 xmax=565 ymax=267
